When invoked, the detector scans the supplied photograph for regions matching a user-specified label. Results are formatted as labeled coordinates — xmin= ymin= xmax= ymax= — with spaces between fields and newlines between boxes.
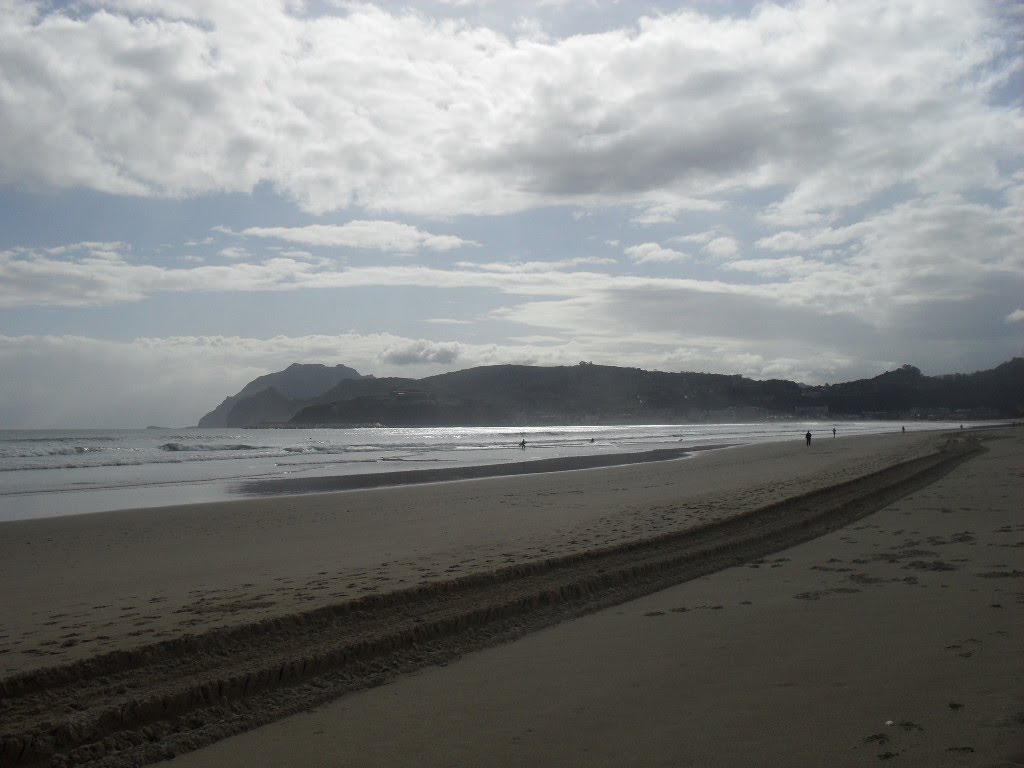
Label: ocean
xmin=0 ymin=421 xmax=976 ymax=522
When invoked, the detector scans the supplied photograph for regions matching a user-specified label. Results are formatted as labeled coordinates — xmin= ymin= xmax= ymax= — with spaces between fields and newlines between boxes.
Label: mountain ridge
xmin=197 ymin=363 xmax=365 ymax=427
xmin=196 ymin=358 xmax=1023 ymax=427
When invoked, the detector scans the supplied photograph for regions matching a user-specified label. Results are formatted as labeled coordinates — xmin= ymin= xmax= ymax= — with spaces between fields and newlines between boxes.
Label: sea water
xmin=0 ymin=421 xmax=978 ymax=521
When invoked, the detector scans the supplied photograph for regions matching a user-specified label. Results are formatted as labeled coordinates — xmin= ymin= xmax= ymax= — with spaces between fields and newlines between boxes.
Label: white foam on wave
xmin=158 ymin=442 xmax=265 ymax=452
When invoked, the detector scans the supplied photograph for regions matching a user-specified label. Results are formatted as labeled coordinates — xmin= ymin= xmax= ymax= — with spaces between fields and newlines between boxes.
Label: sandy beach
xmin=1 ymin=427 xmax=1021 ymax=766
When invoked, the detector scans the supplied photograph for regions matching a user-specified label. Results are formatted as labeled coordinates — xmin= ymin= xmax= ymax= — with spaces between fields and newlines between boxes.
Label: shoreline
xmin=1 ymin=421 xmax=998 ymax=524
xmin=0 ymin=444 xmax=715 ymax=524
xmin=235 ymin=421 xmax=1013 ymax=499
xmin=2 ymin=429 xmax=1019 ymax=766
xmin=233 ymin=444 xmax=725 ymax=496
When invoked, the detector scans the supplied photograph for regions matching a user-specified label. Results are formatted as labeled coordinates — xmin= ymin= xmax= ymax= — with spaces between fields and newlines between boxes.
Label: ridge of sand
xmin=0 ymin=434 xmax=984 ymax=767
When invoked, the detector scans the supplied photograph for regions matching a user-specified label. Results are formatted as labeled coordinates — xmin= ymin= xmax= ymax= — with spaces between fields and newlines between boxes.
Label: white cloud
xmin=46 ymin=241 xmax=128 ymax=257
xmin=0 ymin=243 xmax=641 ymax=307
xmin=668 ymin=231 xmax=715 ymax=246
xmin=703 ymin=236 xmax=739 ymax=259
xmin=232 ymin=221 xmax=479 ymax=252
xmin=0 ymin=248 xmax=318 ymax=307
xmin=6 ymin=188 xmax=1021 ymax=343
xmin=275 ymin=249 xmax=317 ymax=261
xmin=218 ymin=245 xmax=250 ymax=260
xmin=630 ymin=197 xmax=724 ymax=225
xmin=1007 ymin=308 xmax=1024 ymax=323
xmin=752 ymin=193 xmax=1023 ymax=315
xmin=454 ymin=256 xmax=615 ymax=272
xmin=0 ymin=2 xmax=1017 ymax=219
xmin=623 ymin=242 xmax=689 ymax=263
xmin=755 ymin=223 xmax=868 ymax=252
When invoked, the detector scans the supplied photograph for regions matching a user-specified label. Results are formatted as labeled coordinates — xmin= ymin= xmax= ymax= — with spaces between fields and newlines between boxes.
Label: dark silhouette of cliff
xmin=199 ymin=358 xmax=1023 ymax=428
xmin=198 ymin=363 xmax=365 ymax=427
xmin=821 ymin=359 xmax=1024 ymax=417
xmin=290 ymin=364 xmax=807 ymax=426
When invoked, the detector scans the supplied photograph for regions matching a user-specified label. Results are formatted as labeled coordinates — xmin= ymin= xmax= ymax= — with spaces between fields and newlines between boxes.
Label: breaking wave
xmin=159 ymin=442 xmax=264 ymax=452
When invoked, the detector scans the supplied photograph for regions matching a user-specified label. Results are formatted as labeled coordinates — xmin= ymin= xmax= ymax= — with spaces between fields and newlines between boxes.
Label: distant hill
xmin=288 ymin=364 xmax=800 ymax=426
xmin=819 ymin=359 xmax=1024 ymax=418
xmin=280 ymin=358 xmax=1023 ymax=427
xmin=199 ymin=358 xmax=1023 ymax=428
xmin=197 ymin=363 xmax=365 ymax=427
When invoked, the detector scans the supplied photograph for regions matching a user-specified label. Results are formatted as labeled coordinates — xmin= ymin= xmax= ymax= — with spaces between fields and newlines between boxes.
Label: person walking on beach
xmin=832 ymin=427 xmax=836 ymax=438
xmin=805 ymin=430 xmax=812 ymax=446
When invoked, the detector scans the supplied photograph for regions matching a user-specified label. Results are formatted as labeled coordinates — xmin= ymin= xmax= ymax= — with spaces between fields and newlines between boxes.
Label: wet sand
xmin=2 ymin=428 xmax=1019 ymax=766
xmin=0 ymin=431 xmax=940 ymax=677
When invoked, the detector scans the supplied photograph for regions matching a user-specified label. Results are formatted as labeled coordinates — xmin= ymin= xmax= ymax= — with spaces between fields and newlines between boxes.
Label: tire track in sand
xmin=0 ymin=437 xmax=984 ymax=768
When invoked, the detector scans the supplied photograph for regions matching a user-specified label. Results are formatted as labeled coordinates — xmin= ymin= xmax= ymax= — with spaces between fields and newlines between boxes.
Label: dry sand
xmin=1 ymin=428 xmax=1020 ymax=766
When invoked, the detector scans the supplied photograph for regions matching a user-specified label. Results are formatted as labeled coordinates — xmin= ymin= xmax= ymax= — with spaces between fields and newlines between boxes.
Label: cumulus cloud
xmin=703 ymin=236 xmax=740 ymax=259
xmin=0 ymin=1 xmax=1018 ymax=220
xmin=1007 ymin=308 xmax=1024 ymax=323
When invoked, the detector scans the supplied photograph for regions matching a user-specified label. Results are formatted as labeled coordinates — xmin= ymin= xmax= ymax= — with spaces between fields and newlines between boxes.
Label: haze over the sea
xmin=1 ymin=0 xmax=1021 ymax=429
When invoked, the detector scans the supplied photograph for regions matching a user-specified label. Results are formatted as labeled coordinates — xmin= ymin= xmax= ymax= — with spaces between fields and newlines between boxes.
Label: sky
xmin=1 ymin=0 xmax=1022 ymax=428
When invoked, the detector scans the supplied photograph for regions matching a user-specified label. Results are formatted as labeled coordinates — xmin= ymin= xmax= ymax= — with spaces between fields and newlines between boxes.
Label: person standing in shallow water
xmin=805 ymin=430 xmax=812 ymax=446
